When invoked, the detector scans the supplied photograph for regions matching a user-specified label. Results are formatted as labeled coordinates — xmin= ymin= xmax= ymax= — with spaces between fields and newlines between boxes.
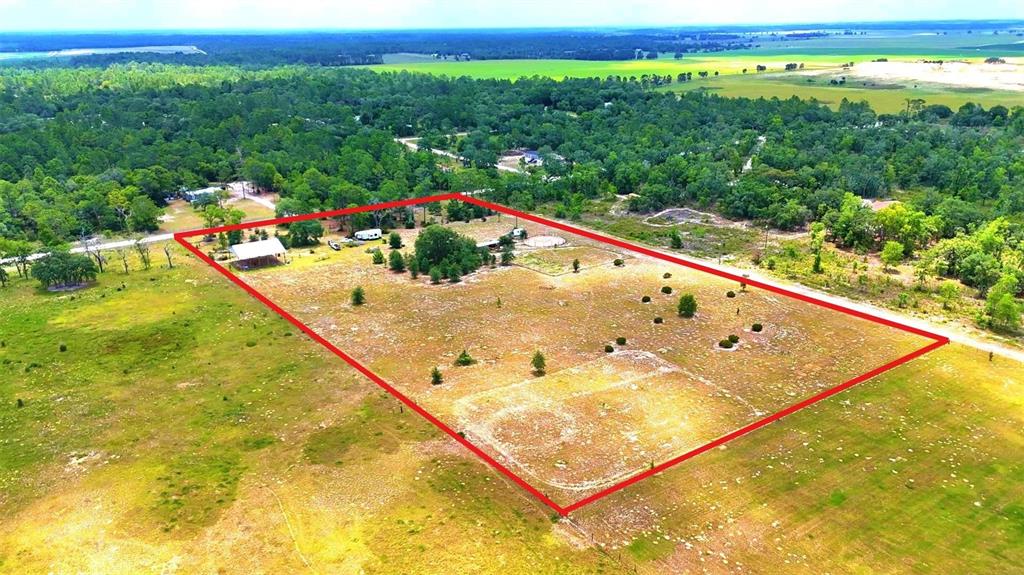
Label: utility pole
xmin=763 ymin=225 xmax=770 ymax=252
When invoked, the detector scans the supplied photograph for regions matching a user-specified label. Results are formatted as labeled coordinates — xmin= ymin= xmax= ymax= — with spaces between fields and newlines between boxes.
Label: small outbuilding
xmin=229 ymin=237 xmax=286 ymax=269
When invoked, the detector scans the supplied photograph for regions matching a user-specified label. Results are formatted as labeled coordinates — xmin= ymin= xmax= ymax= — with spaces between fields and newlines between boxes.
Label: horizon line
xmin=2 ymin=18 xmax=1024 ymax=35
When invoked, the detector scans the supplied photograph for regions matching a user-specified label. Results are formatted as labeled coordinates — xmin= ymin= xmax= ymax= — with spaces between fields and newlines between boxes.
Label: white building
xmin=354 ymin=228 xmax=383 ymax=241
xmin=229 ymin=238 xmax=286 ymax=269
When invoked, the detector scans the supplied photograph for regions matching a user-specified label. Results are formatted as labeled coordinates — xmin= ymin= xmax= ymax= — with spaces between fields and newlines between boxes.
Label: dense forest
xmin=0 ymin=63 xmax=1021 ymax=314
xmin=0 ymin=30 xmax=753 ymax=67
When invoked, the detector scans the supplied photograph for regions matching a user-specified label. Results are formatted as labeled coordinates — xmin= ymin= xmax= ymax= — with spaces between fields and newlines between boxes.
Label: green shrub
xmin=59 ymin=343 xmax=67 ymax=352
xmin=604 ymin=345 xmax=614 ymax=353
xmin=677 ymin=293 xmax=697 ymax=317
xmin=661 ymin=286 xmax=672 ymax=294
xmin=615 ymin=336 xmax=627 ymax=345
xmin=613 ymin=259 xmax=624 ymax=267
xmin=653 ymin=317 xmax=664 ymax=324
xmin=752 ymin=323 xmax=763 ymax=332
xmin=728 ymin=334 xmax=740 ymax=343
xmin=454 ymin=350 xmax=476 ymax=366
xmin=726 ymin=290 xmax=736 ymax=298
xmin=431 ymin=367 xmax=443 ymax=385
xmin=641 ymin=295 xmax=651 ymax=303
xmin=663 ymin=272 xmax=672 ymax=279
xmin=718 ymin=339 xmax=734 ymax=349
xmin=351 ymin=286 xmax=366 ymax=306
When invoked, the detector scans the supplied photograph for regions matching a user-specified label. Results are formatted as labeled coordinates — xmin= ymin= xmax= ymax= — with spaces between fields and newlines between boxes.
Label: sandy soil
xmin=836 ymin=60 xmax=1024 ymax=92
xmin=236 ymin=216 xmax=932 ymax=507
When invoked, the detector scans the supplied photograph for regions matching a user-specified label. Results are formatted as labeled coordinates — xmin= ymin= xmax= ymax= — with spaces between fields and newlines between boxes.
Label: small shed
xmin=229 ymin=238 xmax=286 ymax=269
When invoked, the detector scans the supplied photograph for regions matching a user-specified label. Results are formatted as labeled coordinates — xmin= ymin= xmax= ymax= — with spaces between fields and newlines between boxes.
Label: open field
xmin=664 ymin=64 xmax=1024 ymax=113
xmin=158 ymin=198 xmax=276 ymax=234
xmin=366 ymin=31 xmax=1024 ymax=113
xmin=232 ymin=213 xmax=934 ymax=507
xmin=1 ymin=230 xmax=1022 ymax=572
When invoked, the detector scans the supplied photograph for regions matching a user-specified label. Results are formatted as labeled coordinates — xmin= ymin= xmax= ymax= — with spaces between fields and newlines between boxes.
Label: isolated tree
xmin=572 ymin=258 xmax=580 ymax=273
xmin=81 ymin=237 xmax=106 ymax=274
xmin=881 ymin=241 xmax=904 ymax=270
xmin=133 ymin=239 xmax=151 ymax=270
xmin=30 ymin=252 xmax=97 ymax=288
xmin=431 ymin=367 xmax=443 ymax=385
xmin=531 ymin=350 xmax=546 ymax=376
xmin=115 ymin=248 xmax=130 ymax=274
xmin=163 ymin=244 xmax=174 ymax=269
xmin=678 ymin=293 xmax=697 ymax=318
xmin=351 ymin=286 xmax=365 ymax=306
xmin=371 ymin=249 xmax=385 ymax=265
xmin=670 ymin=228 xmax=683 ymax=249
xmin=388 ymin=231 xmax=402 ymax=250
xmin=429 ymin=266 xmax=442 ymax=284
xmin=389 ymin=249 xmax=406 ymax=272
xmin=501 ymin=246 xmax=515 ymax=266
xmin=408 ymin=256 xmax=420 ymax=278
xmin=454 ymin=349 xmax=476 ymax=366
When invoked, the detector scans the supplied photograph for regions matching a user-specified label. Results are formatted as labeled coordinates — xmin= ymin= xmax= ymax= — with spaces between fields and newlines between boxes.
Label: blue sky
xmin=1 ymin=0 xmax=1022 ymax=31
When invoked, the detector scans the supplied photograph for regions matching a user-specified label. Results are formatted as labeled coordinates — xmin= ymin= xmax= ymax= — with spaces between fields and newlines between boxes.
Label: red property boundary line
xmin=176 ymin=192 xmax=948 ymax=516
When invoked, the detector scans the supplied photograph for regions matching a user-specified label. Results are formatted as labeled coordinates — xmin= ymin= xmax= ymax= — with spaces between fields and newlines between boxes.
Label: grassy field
xmin=158 ymin=198 xmax=276 ymax=235
xmin=366 ymin=55 xmax=845 ymax=79
xmin=1 ymin=219 xmax=1021 ymax=572
xmin=662 ymin=71 xmax=1024 ymax=114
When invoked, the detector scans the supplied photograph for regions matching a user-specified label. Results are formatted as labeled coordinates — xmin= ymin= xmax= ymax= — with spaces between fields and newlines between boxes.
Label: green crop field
xmin=366 ymin=31 xmax=1024 ymax=113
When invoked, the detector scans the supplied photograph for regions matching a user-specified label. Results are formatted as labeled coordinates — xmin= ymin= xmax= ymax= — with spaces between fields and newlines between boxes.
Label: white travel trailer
xmin=354 ymin=228 xmax=383 ymax=241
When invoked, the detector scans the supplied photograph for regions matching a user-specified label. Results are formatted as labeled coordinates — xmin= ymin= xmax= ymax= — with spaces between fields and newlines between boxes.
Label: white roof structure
xmin=229 ymin=238 xmax=286 ymax=261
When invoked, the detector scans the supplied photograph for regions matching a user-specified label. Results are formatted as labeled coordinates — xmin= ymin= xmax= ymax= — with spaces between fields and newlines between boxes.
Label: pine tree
xmin=531 ymin=350 xmax=546 ymax=376
xmin=351 ymin=286 xmax=365 ymax=306
xmin=389 ymin=249 xmax=406 ymax=272
xmin=677 ymin=293 xmax=697 ymax=317
xmin=431 ymin=367 xmax=443 ymax=385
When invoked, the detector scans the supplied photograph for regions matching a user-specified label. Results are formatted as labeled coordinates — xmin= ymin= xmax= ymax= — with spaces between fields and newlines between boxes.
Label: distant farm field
xmin=366 ymin=39 xmax=1024 ymax=113
xmin=367 ymin=55 xmax=867 ymax=80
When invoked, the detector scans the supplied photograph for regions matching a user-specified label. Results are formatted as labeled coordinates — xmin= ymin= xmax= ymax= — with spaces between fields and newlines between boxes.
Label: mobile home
xmin=354 ymin=228 xmax=382 ymax=241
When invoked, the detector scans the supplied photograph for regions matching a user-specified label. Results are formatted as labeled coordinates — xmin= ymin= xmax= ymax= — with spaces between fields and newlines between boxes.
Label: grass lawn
xmin=159 ymin=199 xmax=276 ymax=234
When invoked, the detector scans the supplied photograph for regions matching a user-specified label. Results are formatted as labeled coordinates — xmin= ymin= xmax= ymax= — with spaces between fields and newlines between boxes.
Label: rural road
xmin=1 ymin=232 xmax=176 ymax=265
xmin=396 ymin=136 xmax=525 ymax=174
xmin=225 ymin=181 xmax=277 ymax=210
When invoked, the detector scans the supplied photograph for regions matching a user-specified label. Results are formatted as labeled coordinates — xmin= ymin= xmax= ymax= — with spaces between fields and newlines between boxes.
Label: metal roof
xmin=229 ymin=237 xmax=286 ymax=260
